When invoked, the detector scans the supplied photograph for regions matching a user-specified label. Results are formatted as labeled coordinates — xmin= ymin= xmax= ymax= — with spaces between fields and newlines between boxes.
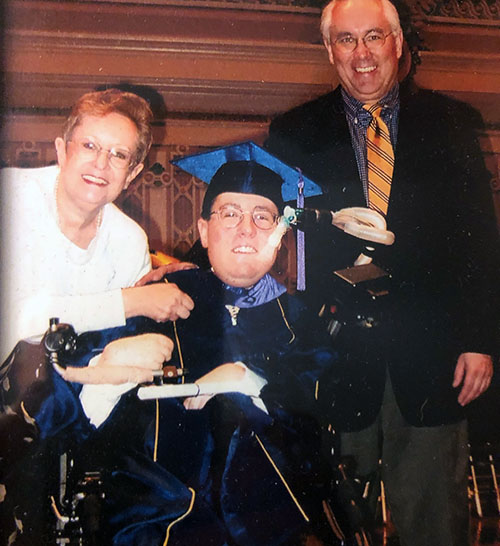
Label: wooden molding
xmin=86 ymin=0 xmax=321 ymax=12
xmin=412 ymin=0 xmax=500 ymax=22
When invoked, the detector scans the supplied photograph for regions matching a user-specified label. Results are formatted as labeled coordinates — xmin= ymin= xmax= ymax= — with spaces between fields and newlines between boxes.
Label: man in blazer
xmin=266 ymin=0 xmax=499 ymax=544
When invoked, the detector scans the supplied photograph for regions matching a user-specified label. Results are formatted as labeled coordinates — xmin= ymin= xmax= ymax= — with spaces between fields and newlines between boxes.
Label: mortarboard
xmin=171 ymin=141 xmax=322 ymax=205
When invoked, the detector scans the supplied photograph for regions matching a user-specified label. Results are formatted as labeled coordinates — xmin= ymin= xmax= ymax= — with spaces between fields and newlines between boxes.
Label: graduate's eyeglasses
xmin=333 ymin=30 xmax=394 ymax=52
xmin=69 ymin=138 xmax=134 ymax=170
xmin=210 ymin=205 xmax=279 ymax=230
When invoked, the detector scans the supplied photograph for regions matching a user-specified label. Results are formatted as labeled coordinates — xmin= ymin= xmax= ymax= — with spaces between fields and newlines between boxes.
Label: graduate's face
xmin=198 ymin=192 xmax=280 ymax=288
xmin=55 ymin=113 xmax=144 ymax=211
xmin=324 ymin=0 xmax=402 ymax=105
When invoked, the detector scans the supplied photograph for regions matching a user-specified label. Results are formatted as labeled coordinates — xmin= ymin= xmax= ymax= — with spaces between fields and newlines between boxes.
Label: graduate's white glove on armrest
xmin=236 ymin=362 xmax=269 ymax=414
xmin=183 ymin=361 xmax=269 ymax=412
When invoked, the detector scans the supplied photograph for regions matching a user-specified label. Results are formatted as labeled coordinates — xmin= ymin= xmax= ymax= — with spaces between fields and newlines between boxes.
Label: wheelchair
xmin=0 ymin=318 xmax=355 ymax=546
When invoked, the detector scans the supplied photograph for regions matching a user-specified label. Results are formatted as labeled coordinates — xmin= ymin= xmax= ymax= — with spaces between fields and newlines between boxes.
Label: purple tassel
xmin=296 ymin=172 xmax=305 ymax=291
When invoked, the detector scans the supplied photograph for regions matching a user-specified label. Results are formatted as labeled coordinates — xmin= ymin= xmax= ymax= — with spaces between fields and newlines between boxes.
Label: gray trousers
xmin=341 ymin=376 xmax=469 ymax=546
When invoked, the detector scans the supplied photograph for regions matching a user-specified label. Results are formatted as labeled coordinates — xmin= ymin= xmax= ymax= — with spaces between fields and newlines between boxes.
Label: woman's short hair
xmin=62 ymin=88 xmax=154 ymax=166
xmin=321 ymin=0 xmax=401 ymax=45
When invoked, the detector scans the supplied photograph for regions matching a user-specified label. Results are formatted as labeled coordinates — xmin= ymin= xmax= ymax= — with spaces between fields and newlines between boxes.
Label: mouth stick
xmin=260 ymin=216 xmax=290 ymax=262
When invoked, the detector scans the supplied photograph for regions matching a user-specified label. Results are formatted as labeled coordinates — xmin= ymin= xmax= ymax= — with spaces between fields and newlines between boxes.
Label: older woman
xmin=0 ymin=89 xmax=193 ymax=362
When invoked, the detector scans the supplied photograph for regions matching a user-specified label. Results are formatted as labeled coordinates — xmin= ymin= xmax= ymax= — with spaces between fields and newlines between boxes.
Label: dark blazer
xmin=266 ymin=82 xmax=499 ymax=431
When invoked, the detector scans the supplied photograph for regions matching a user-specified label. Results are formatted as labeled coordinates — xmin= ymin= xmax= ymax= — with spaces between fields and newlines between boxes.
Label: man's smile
xmin=232 ymin=245 xmax=257 ymax=254
xmin=355 ymin=65 xmax=376 ymax=73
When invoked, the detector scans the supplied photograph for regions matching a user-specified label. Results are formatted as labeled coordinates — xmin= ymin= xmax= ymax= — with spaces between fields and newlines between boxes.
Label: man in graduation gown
xmin=4 ymin=157 xmax=340 ymax=545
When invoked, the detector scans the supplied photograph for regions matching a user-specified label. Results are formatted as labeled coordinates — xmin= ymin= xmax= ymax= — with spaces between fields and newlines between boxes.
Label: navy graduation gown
xmin=2 ymin=270 xmax=337 ymax=545
xmin=92 ymin=270 xmax=337 ymax=545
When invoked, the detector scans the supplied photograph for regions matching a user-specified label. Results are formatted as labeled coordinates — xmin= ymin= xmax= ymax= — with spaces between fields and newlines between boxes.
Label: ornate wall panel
xmin=0 ymin=141 xmax=56 ymax=170
xmin=117 ymin=144 xmax=207 ymax=257
xmin=413 ymin=0 xmax=500 ymax=20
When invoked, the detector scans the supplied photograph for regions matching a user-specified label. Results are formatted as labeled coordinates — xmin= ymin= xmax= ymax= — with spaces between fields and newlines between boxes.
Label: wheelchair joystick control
xmin=43 ymin=317 xmax=78 ymax=369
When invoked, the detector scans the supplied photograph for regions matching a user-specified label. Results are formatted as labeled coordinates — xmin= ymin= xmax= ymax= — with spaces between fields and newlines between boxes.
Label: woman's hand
xmin=122 ymin=283 xmax=194 ymax=322
xmin=183 ymin=363 xmax=246 ymax=410
xmin=134 ymin=263 xmax=198 ymax=287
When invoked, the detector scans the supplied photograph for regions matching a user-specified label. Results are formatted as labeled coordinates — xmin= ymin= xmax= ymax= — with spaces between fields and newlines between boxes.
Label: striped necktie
xmin=363 ymin=104 xmax=394 ymax=216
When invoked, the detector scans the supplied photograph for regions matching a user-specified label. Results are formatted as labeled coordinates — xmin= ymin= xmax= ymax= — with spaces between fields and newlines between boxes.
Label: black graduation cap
xmin=171 ymin=141 xmax=322 ymax=214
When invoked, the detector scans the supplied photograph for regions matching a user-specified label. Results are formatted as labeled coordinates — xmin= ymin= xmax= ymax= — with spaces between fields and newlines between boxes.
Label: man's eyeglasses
xmin=69 ymin=138 xmax=134 ymax=170
xmin=210 ymin=205 xmax=279 ymax=230
xmin=333 ymin=30 xmax=394 ymax=53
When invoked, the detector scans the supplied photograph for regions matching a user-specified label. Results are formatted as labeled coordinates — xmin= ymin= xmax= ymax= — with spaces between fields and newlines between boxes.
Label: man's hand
xmin=453 ymin=352 xmax=493 ymax=406
xmin=122 ymin=283 xmax=194 ymax=321
xmin=135 ymin=262 xmax=198 ymax=287
xmin=54 ymin=334 xmax=173 ymax=385
xmin=183 ymin=363 xmax=246 ymax=410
